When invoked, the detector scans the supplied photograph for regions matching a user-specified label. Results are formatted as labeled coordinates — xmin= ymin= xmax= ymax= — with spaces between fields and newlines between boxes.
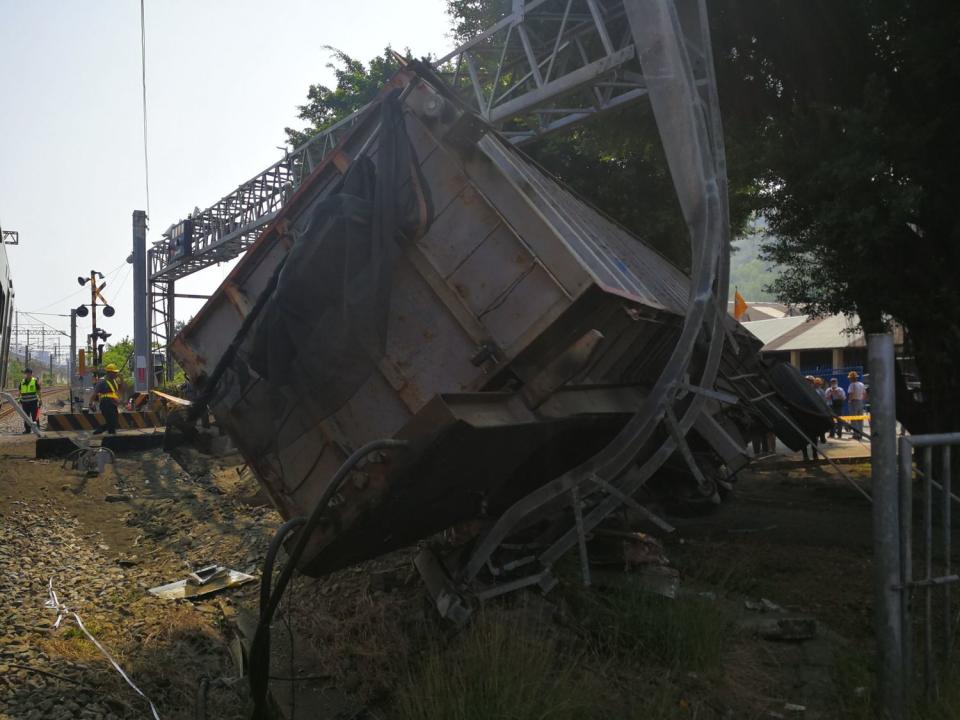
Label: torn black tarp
xmin=249 ymin=90 xmax=430 ymax=418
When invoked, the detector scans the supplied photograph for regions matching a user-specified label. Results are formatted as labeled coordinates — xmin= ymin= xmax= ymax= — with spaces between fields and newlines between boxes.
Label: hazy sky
xmin=0 ymin=0 xmax=454 ymax=348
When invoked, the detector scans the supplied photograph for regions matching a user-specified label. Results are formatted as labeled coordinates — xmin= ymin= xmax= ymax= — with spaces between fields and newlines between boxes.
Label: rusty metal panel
xmin=448 ymin=223 xmax=536 ymax=316
xmin=416 ymin=184 xmax=503 ymax=278
xmin=381 ymin=257 xmax=479 ymax=404
xmin=475 ymin=135 xmax=689 ymax=314
xmin=482 ymin=264 xmax=570 ymax=352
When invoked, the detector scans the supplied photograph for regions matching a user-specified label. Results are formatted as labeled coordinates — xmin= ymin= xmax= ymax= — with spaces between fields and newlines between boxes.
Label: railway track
xmin=0 ymin=385 xmax=70 ymax=421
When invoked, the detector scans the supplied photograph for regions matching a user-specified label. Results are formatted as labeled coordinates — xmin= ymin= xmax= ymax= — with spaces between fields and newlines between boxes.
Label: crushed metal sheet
xmin=148 ymin=565 xmax=255 ymax=600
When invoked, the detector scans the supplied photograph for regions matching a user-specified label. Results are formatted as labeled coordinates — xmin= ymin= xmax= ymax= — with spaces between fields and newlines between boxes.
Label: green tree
xmin=5 ymin=355 xmax=24 ymax=390
xmin=100 ymin=338 xmax=134 ymax=390
xmin=729 ymin=228 xmax=780 ymax=302
xmin=713 ymin=0 xmax=960 ymax=430
xmin=285 ymin=47 xmax=411 ymax=148
xmin=285 ymin=32 xmax=757 ymax=269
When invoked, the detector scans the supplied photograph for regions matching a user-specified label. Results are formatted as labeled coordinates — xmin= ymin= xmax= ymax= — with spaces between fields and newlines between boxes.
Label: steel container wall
xmin=173 ymin=72 xmax=696 ymax=558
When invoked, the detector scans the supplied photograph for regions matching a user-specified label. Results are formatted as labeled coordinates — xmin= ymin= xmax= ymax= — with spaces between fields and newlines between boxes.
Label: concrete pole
xmin=69 ymin=309 xmax=77 ymax=412
xmin=869 ymin=332 xmax=904 ymax=718
xmin=165 ymin=281 xmax=175 ymax=382
xmin=132 ymin=210 xmax=150 ymax=393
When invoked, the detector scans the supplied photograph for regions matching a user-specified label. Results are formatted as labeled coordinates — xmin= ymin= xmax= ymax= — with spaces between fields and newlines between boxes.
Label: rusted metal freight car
xmin=170 ymin=53 xmax=825 ymax=601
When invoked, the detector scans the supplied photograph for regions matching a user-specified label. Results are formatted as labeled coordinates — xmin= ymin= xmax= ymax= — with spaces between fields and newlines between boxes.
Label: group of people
xmin=750 ymin=369 xmax=868 ymax=460
xmin=17 ymin=363 xmax=123 ymax=435
xmin=795 ymin=371 xmax=867 ymax=461
xmin=807 ymin=370 xmax=868 ymax=441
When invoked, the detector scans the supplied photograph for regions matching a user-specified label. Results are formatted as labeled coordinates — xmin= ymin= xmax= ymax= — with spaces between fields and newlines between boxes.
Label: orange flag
xmin=733 ymin=289 xmax=748 ymax=320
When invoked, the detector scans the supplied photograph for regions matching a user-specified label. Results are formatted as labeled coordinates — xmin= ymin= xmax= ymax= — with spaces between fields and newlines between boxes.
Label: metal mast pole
xmin=69 ymin=309 xmax=77 ymax=412
xmin=132 ymin=210 xmax=150 ymax=392
xmin=870 ymin=332 xmax=904 ymax=717
xmin=165 ymin=282 xmax=175 ymax=382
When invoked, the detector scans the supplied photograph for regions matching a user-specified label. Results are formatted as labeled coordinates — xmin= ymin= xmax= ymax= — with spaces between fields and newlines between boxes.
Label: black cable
xmin=259 ymin=516 xmax=306 ymax=619
xmin=248 ymin=438 xmax=407 ymax=719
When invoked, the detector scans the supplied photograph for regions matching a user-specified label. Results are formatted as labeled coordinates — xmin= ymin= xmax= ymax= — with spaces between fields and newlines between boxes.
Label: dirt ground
xmin=0 ymin=432 xmax=903 ymax=719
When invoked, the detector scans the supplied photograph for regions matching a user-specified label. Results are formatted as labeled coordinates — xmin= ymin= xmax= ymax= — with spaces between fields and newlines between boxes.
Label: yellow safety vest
xmin=101 ymin=378 xmax=120 ymax=402
xmin=19 ymin=377 xmax=38 ymax=402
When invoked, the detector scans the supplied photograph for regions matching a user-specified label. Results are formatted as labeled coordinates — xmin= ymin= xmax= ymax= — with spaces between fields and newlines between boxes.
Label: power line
xmin=140 ymin=0 xmax=151 ymax=218
xmin=29 ymin=261 xmax=128 ymax=312
xmin=112 ymin=264 xmax=133 ymax=299
xmin=17 ymin=311 xmax=69 ymax=337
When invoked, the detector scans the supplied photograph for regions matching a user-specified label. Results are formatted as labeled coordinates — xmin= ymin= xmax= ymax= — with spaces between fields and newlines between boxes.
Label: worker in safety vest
xmin=91 ymin=363 xmax=122 ymax=435
xmin=18 ymin=367 xmax=41 ymax=434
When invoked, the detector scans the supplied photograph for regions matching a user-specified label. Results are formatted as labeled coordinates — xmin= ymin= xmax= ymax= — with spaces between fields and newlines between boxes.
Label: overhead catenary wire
xmin=29 ymin=260 xmax=129 ymax=312
xmin=17 ymin=311 xmax=69 ymax=337
xmin=112 ymin=264 xmax=134 ymax=300
xmin=140 ymin=0 xmax=151 ymax=219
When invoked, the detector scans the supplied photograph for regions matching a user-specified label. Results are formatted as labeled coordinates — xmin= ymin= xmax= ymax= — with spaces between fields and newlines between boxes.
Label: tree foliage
xmin=728 ymin=230 xmax=780 ymax=302
xmin=101 ymin=337 xmax=134 ymax=389
xmin=285 ymin=47 xmax=411 ymax=148
xmin=714 ymin=0 xmax=960 ymax=429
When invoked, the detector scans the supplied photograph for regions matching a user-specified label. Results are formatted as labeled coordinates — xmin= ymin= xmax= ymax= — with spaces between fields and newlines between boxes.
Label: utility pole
xmin=70 ymin=309 xmax=77 ymax=411
xmin=90 ymin=269 xmax=98 ymax=366
xmin=76 ymin=269 xmax=112 ymax=368
xmin=166 ymin=282 xmax=175 ymax=381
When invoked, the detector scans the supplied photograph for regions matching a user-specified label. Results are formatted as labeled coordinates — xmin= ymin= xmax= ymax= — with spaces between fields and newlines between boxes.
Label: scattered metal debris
xmin=148 ymin=565 xmax=255 ymax=600
xmin=745 ymin=597 xmax=785 ymax=613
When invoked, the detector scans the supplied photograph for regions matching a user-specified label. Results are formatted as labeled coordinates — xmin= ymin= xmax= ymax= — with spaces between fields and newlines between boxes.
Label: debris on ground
xmin=148 ymin=565 xmax=256 ymax=600
xmin=0 ymin=440 xmax=880 ymax=719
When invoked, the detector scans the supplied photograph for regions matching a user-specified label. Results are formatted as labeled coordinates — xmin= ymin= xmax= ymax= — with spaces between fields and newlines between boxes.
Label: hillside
xmin=729 ymin=230 xmax=782 ymax=302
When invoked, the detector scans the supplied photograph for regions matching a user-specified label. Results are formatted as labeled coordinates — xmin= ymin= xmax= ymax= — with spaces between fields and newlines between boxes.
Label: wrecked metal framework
xmin=165 ymin=0 xmax=815 ymax=610
xmin=459 ymin=0 xmax=732 ymax=595
xmin=147 ymin=0 xmax=715 ymax=371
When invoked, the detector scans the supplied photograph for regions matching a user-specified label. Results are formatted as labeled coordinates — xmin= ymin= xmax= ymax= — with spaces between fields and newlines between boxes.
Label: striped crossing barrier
xmin=46 ymin=411 xmax=164 ymax=432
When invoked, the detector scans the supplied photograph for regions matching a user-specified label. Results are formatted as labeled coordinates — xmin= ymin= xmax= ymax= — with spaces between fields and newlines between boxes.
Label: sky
xmin=0 ymin=0 xmax=455 ymax=352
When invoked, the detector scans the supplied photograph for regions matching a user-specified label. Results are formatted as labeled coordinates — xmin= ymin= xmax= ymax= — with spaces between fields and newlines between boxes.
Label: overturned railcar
xmin=171 ymin=61 xmax=824 ymax=590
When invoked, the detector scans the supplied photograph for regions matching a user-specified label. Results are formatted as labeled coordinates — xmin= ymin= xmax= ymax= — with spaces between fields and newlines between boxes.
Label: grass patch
xmin=569 ymin=579 xmax=734 ymax=674
xmin=833 ymin=648 xmax=873 ymax=720
xmin=832 ymin=646 xmax=960 ymax=720
xmin=393 ymin=610 xmax=593 ymax=720
xmin=672 ymin=542 xmax=763 ymax=596
xmin=61 ymin=620 xmax=107 ymax=641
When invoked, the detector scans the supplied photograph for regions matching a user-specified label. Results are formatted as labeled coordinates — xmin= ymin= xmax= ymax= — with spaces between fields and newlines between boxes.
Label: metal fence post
xmin=869 ymin=332 xmax=904 ymax=717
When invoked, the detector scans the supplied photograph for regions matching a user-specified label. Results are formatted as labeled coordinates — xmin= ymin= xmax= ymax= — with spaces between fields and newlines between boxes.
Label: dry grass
xmin=393 ymin=608 xmax=594 ymax=720
xmin=132 ymin=604 xmax=246 ymax=716
xmin=284 ymin=560 xmax=419 ymax=702
xmin=566 ymin=578 xmax=735 ymax=674
xmin=716 ymin=639 xmax=781 ymax=717
xmin=44 ymin=604 xmax=247 ymax=718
